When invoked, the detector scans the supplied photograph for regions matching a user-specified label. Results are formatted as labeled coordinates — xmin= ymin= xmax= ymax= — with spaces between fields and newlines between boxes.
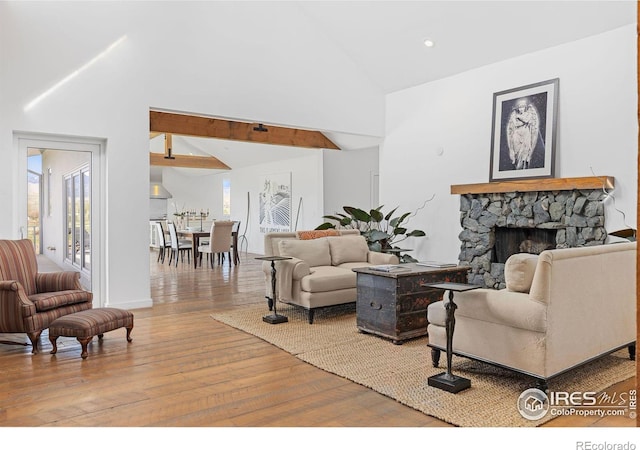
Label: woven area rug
xmin=210 ymin=303 xmax=635 ymax=427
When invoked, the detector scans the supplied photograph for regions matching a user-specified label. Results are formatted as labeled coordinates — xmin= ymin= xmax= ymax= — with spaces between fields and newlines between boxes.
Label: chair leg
xmin=27 ymin=331 xmax=42 ymax=354
xmin=431 ymin=348 xmax=441 ymax=368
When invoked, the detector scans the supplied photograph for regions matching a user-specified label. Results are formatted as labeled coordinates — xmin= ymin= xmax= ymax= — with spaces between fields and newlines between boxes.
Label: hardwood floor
xmin=0 ymin=249 xmax=635 ymax=430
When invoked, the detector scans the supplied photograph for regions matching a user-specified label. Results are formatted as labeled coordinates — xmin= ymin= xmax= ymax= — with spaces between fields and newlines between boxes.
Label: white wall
xmin=0 ymin=2 xmax=384 ymax=309
xmin=1 ymin=4 xmax=636 ymax=309
xmin=161 ymin=146 xmax=379 ymax=256
xmin=383 ymin=25 xmax=638 ymax=264
xmin=163 ymin=168 xmax=218 ymax=219
xmin=212 ymin=152 xmax=325 ymax=255
xmin=322 ymin=147 xmax=379 ymax=216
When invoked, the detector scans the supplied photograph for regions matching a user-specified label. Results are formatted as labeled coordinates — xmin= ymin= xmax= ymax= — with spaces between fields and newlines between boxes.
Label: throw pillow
xmin=296 ymin=230 xmax=340 ymax=240
xmin=504 ymin=253 xmax=539 ymax=293
xmin=327 ymin=235 xmax=369 ymax=265
xmin=278 ymin=238 xmax=331 ymax=267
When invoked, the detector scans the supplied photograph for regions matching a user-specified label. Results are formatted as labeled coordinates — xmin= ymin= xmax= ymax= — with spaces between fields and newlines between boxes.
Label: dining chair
xmin=198 ymin=220 xmax=234 ymax=268
xmin=167 ymin=222 xmax=192 ymax=267
xmin=154 ymin=222 xmax=171 ymax=263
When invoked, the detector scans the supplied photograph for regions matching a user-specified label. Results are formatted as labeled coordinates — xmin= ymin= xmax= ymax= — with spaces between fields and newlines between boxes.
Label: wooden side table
xmin=255 ymin=256 xmax=292 ymax=324
xmin=423 ymin=282 xmax=481 ymax=393
xmin=353 ymin=264 xmax=469 ymax=344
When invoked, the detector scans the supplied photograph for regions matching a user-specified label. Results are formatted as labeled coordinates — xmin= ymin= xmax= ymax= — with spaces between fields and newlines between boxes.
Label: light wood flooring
xmin=0 ymin=249 xmax=635 ymax=429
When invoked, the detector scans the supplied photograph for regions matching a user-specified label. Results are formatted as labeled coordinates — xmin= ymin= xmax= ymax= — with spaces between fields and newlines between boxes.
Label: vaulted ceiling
xmin=149 ymin=1 xmax=636 ymax=173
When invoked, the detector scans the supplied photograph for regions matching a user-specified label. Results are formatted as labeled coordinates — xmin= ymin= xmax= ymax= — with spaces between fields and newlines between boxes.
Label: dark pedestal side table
xmin=423 ymin=282 xmax=481 ymax=393
xmin=255 ymin=256 xmax=292 ymax=324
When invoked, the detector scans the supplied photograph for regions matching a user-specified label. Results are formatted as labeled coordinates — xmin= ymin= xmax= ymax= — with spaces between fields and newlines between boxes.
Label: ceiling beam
xmin=150 ymin=152 xmax=231 ymax=170
xmin=149 ymin=132 xmax=231 ymax=170
xmin=150 ymin=110 xmax=341 ymax=150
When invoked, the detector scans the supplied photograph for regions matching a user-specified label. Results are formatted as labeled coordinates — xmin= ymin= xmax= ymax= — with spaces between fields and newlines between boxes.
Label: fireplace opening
xmin=493 ymin=227 xmax=557 ymax=264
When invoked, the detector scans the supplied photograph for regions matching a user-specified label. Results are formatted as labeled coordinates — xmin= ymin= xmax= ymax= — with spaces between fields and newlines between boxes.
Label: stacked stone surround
xmin=458 ymin=189 xmax=607 ymax=289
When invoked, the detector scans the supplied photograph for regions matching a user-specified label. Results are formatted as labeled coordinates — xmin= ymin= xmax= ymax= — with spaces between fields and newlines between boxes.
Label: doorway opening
xmin=17 ymin=133 xmax=105 ymax=306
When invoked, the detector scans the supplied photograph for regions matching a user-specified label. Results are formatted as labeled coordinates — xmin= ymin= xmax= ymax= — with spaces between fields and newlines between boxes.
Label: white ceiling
xmin=297 ymin=1 xmax=635 ymax=94
xmin=153 ymin=1 xmax=636 ymax=175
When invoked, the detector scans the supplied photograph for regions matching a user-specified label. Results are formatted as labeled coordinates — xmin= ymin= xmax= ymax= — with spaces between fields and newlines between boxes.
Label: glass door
xmin=64 ymin=164 xmax=91 ymax=271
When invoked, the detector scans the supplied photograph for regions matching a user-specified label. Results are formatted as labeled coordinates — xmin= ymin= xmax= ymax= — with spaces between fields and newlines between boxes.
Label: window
xmin=223 ymin=178 xmax=231 ymax=216
xmin=64 ymin=164 xmax=91 ymax=271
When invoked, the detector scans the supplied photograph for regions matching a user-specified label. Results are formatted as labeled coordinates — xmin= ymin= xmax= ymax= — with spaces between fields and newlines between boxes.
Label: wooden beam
xmin=450 ymin=176 xmax=614 ymax=195
xmin=150 ymin=152 xmax=231 ymax=170
xmin=150 ymin=110 xmax=340 ymax=150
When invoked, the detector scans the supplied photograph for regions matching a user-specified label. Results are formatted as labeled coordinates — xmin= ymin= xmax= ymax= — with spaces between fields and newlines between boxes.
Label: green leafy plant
xmin=316 ymin=205 xmax=426 ymax=262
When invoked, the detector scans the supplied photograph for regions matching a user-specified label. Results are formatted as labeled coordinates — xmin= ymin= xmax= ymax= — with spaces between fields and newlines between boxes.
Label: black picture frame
xmin=489 ymin=78 xmax=559 ymax=182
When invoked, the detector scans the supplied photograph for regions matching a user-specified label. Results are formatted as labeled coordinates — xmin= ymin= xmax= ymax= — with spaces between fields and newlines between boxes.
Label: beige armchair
xmin=0 ymin=239 xmax=93 ymax=353
xmin=427 ymin=242 xmax=636 ymax=391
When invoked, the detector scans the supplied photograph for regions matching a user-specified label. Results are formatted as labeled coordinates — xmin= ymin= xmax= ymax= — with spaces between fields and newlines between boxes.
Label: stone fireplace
xmin=452 ymin=176 xmax=612 ymax=289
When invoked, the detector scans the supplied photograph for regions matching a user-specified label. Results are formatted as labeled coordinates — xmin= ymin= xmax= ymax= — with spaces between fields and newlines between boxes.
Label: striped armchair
xmin=0 ymin=239 xmax=93 ymax=353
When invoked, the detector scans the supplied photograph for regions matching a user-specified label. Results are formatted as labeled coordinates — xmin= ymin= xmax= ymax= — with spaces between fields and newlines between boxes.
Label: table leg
xmin=233 ymin=233 xmax=239 ymax=265
xmin=263 ymin=260 xmax=288 ymax=324
xmin=193 ymin=236 xmax=199 ymax=268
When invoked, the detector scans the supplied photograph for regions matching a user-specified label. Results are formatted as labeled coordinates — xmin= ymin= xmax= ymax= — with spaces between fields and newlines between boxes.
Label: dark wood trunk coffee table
xmin=352 ymin=263 xmax=469 ymax=344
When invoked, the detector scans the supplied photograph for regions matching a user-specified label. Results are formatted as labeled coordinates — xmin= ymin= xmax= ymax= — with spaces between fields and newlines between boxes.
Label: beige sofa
xmin=263 ymin=230 xmax=398 ymax=323
xmin=427 ymin=241 xmax=636 ymax=390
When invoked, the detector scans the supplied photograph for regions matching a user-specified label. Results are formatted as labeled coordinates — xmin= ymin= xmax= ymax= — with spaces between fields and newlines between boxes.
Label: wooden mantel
xmin=451 ymin=176 xmax=614 ymax=195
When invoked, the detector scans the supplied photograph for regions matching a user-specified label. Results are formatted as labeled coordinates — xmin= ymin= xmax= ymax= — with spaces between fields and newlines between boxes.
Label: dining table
xmin=178 ymin=228 xmax=239 ymax=268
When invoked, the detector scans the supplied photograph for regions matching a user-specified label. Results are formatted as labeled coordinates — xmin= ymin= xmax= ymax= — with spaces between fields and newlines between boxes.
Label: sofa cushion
xmin=327 ymin=235 xmax=369 ymax=265
xmin=29 ymin=290 xmax=93 ymax=312
xmin=427 ymin=288 xmax=547 ymax=333
xmin=504 ymin=253 xmax=538 ymax=293
xmin=299 ymin=266 xmax=356 ymax=293
xmin=278 ymin=238 xmax=331 ymax=268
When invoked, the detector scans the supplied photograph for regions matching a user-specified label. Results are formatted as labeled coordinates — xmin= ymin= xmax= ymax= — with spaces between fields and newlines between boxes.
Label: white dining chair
xmin=198 ymin=220 xmax=234 ymax=268
xmin=167 ymin=222 xmax=192 ymax=267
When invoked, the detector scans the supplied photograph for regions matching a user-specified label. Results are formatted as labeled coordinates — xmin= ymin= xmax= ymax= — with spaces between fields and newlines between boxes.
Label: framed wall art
xmin=489 ymin=78 xmax=559 ymax=182
xmin=259 ymin=172 xmax=291 ymax=233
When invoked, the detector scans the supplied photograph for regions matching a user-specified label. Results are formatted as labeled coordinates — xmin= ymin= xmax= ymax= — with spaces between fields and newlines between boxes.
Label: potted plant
xmin=316 ymin=205 xmax=426 ymax=263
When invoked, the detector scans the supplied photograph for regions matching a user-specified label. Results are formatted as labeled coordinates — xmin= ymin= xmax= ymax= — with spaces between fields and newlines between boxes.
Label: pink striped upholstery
xmin=49 ymin=308 xmax=133 ymax=339
xmin=0 ymin=239 xmax=93 ymax=353
xmin=0 ymin=239 xmax=38 ymax=295
xmin=49 ymin=308 xmax=134 ymax=359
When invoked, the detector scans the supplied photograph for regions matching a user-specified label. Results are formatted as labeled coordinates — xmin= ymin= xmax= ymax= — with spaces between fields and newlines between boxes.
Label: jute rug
xmin=211 ymin=302 xmax=635 ymax=427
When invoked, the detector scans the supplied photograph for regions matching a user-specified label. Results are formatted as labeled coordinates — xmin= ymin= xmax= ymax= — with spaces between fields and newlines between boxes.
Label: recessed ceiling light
xmin=423 ymin=39 xmax=435 ymax=48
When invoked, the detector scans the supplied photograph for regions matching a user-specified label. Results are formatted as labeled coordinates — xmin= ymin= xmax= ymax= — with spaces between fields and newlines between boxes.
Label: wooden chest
xmin=353 ymin=264 xmax=469 ymax=344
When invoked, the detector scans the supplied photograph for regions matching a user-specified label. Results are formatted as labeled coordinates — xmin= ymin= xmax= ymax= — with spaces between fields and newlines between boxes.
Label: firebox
xmin=493 ymin=227 xmax=557 ymax=264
